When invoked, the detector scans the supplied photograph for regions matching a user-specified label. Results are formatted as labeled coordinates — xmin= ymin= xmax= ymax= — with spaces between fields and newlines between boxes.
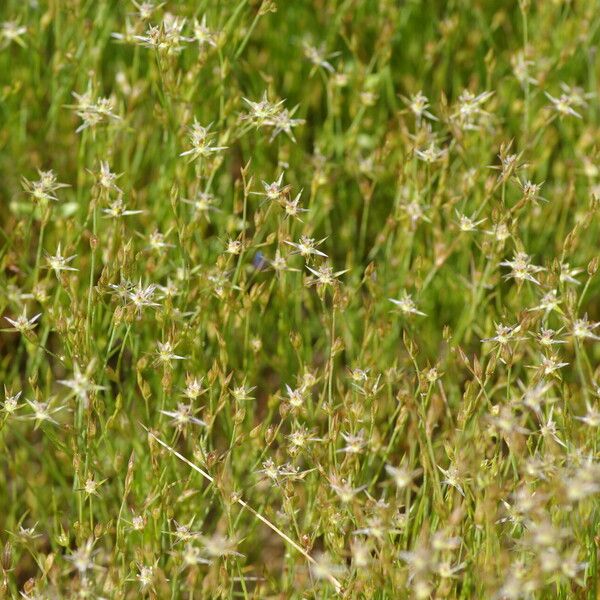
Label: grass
xmin=1 ymin=0 xmax=600 ymax=597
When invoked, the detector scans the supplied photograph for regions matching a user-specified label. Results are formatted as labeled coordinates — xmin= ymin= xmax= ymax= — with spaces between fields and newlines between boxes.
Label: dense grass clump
xmin=2 ymin=0 xmax=600 ymax=597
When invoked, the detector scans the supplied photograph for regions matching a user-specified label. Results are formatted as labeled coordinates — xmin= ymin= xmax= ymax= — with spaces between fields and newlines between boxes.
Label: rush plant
xmin=1 ymin=1 xmax=600 ymax=598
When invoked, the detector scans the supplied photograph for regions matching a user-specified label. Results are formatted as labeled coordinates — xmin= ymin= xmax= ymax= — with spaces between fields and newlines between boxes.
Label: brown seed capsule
xmin=125 ymin=452 xmax=135 ymax=494
xmin=300 ymin=534 xmax=312 ymax=551
xmin=23 ymin=578 xmax=35 ymax=595
xmin=289 ymin=331 xmax=301 ymax=349
xmin=1 ymin=541 xmax=12 ymax=571
xmin=206 ymin=451 xmax=218 ymax=468
xmin=265 ymin=425 xmax=276 ymax=444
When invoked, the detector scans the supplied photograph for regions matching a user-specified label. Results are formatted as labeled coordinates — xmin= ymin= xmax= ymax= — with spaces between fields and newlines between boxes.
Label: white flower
xmin=456 ymin=211 xmax=486 ymax=232
xmin=193 ymin=15 xmax=217 ymax=48
xmin=389 ymin=293 xmax=426 ymax=316
xmin=572 ymin=315 xmax=600 ymax=341
xmin=102 ymin=196 xmax=144 ymax=218
xmin=305 ymin=263 xmax=348 ymax=287
xmin=180 ymin=120 xmax=227 ymax=161
xmin=136 ymin=563 xmax=155 ymax=592
xmin=155 ymin=341 xmax=186 ymax=365
xmin=65 ymin=538 xmax=98 ymax=574
xmin=386 ymin=462 xmax=422 ymax=490
xmin=285 ymin=235 xmax=328 ymax=259
xmin=414 ymin=142 xmax=447 ymax=163
xmin=438 ymin=463 xmax=465 ymax=497
xmin=401 ymin=91 xmax=437 ymax=122
xmin=160 ymin=403 xmax=206 ymax=429
xmin=198 ymin=534 xmax=242 ymax=558
xmin=545 ymin=91 xmax=583 ymax=118
xmin=500 ymin=252 xmax=544 ymax=285
xmin=25 ymin=398 xmax=65 ymax=428
xmin=2 ymin=388 xmax=23 ymax=415
xmin=46 ymin=244 xmax=78 ymax=276
xmin=1 ymin=20 xmax=27 ymax=47
xmin=338 ymin=430 xmax=367 ymax=454
xmin=128 ymin=281 xmax=160 ymax=312
xmin=302 ymin=42 xmax=337 ymax=73
xmin=71 ymin=87 xmax=121 ymax=133
xmin=21 ymin=169 xmax=69 ymax=203
xmin=242 ymin=92 xmax=285 ymax=126
xmin=58 ymin=363 xmax=106 ymax=405
xmin=481 ymin=323 xmax=523 ymax=347
xmin=4 ymin=310 xmax=41 ymax=333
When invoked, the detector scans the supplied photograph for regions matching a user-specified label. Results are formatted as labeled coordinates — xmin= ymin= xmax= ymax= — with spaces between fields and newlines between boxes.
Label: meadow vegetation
xmin=1 ymin=0 xmax=600 ymax=597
